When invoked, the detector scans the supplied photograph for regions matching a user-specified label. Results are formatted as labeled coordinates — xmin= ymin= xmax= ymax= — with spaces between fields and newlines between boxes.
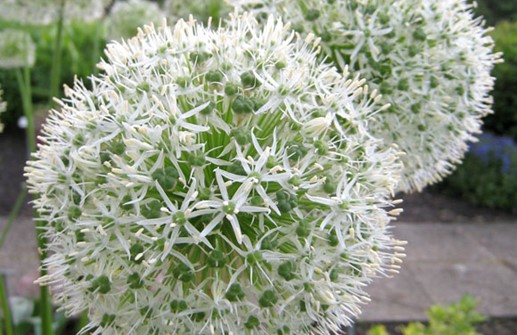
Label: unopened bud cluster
xmin=105 ymin=0 xmax=165 ymax=41
xmin=0 ymin=29 xmax=35 ymax=69
xmin=0 ymin=0 xmax=105 ymax=25
xmin=228 ymin=0 xmax=502 ymax=192
xmin=26 ymin=14 xmax=404 ymax=334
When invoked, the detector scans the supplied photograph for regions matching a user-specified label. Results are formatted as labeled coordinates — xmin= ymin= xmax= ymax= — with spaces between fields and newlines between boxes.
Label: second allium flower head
xmin=26 ymin=13 xmax=404 ymax=334
xmin=228 ymin=0 xmax=501 ymax=192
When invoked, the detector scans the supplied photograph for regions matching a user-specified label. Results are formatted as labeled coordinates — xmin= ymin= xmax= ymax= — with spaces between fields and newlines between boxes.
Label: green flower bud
xmin=259 ymin=290 xmax=278 ymax=308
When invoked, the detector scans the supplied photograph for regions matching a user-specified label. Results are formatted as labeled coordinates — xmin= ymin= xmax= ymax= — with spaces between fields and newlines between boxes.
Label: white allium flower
xmin=105 ymin=0 xmax=166 ymax=41
xmin=0 ymin=29 xmax=36 ymax=69
xmin=26 ymin=13 xmax=405 ymax=334
xmin=0 ymin=0 xmax=105 ymax=25
xmin=165 ymin=0 xmax=231 ymax=24
xmin=0 ymin=85 xmax=6 ymax=133
xmin=227 ymin=0 xmax=502 ymax=192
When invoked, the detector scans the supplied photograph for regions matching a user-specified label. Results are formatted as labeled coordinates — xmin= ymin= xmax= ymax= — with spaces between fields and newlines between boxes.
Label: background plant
xmin=435 ymin=133 xmax=517 ymax=213
xmin=366 ymin=296 xmax=485 ymax=335
xmin=482 ymin=20 xmax=517 ymax=141
xmin=0 ymin=20 xmax=103 ymax=127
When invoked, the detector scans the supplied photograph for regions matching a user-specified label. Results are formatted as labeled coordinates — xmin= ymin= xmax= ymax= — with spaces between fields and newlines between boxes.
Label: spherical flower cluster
xmin=0 ymin=29 xmax=36 ymax=69
xmin=0 ymin=85 xmax=6 ymax=133
xmin=165 ymin=0 xmax=231 ymax=25
xmin=105 ymin=0 xmax=165 ymax=41
xmin=26 ymin=14 xmax=405 ymax=334
xmin=0 ymin=0 xmax=105 ymax=26
xmin=227 ymin=0 xmax=502 ymax=192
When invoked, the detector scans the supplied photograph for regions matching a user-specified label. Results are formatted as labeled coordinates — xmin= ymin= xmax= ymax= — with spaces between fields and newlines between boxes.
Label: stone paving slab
xmin=0 ymin=215 xmax=40 ymax=298
xmin=462 ymin=223 xmax=517 ymax=272
xmin=360 ymin=222 xmax=517 ymax=321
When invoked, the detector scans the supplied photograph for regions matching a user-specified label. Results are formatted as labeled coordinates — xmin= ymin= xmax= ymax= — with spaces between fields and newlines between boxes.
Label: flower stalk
xmin=49 ymin=0 xmax=66 ymax=104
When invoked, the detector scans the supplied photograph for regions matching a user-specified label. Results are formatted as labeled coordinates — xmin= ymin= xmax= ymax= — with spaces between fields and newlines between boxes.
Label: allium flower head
xmin=26 ymin=13 xmax=404 ymax=334
xmin=0 ymin=29 xmax=36 ymax=69
xmin=228 ymin=0 xmax=502 ymax=192
xmin=105 ymin=0 xmax=166 ymax=41
xmin=0 ymin=0 xmax=105 ymax=25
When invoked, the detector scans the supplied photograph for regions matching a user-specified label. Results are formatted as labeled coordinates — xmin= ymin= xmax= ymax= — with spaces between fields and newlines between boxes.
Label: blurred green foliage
xmin=437 ymin=149 xmax=517 ymax=214
xmin=473 ymin=0 xmax=517 ymax=25
xmin=483 ymin=20 xmax=517 ymax=141
xmin=367 ymin=296 xmax=485 ymax=335
xmin=0 ymin=20 xmax=104 ymax=127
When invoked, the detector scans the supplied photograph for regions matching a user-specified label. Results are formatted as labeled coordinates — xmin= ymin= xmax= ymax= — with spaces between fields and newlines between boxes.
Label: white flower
xmin=0 ymin=0 xmax=106 ymax=25
xmin=0 ymin=29 xmax=36 ymax=69
xmin=0 ymin=85 xmax=6 ymax=133
xmin=26 ymin=13 xmax=404 ymax=334
xmin=105 ymin=0 xmax=166 ymax=41
xmin=227 ymin=0 xmax=502 ymax=192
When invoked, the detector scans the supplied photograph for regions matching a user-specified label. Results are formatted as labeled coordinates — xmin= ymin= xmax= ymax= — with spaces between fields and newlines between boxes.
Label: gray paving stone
xmin=360 ymin=264 xmax=433 ymax=321
xmin=409 ymin=260 xmax=517 ymax=318
xmin=0 ymin=215 xmax=40 ymax=298
xmin=462 ymin=223 xmax=517 ymax=272
xmin=394 ymin=223 xmax=498 ymax=262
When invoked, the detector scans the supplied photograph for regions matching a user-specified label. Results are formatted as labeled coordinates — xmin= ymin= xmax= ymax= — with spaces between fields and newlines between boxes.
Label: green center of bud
xmin=188 ymin=152 xmax=206 ymax=166
xmin=173 ymin=211 xmax=187 ymax=225
xmin=190 ymin=51 xmax=212 ymax=64
xmin=130 ymin=243 xmax=144 ymax=264
xmin=170 ymin=300 xmax=188 ymax=312
xmin=172 ymin=263 xmax=194 ymax=283
xmin=259 ymin=290 xmax=278 ymax=308
xmin=232 ymin=95 xmax=255 ymax=114
xmin=68 ymin=205 xmax=82 ymax=222
xmin=152 ymin=166 xmax=179 ymax=190
xmin=296 ymin=219 xmax=311 ymax=238
xmin=141 ymin=200 xmax=162 ymax=219
xmin=231 ymin=127 xmax=251 ymax=145
xmin=245 ymin=315 xmax=260 ymax=329
xmin=200 ymin=101 xmax=215 ymax=115
xmin=240 ymin=71 xmax=260 ymax=88
xmin=304 ymin=9 xmax=320 ymax=21
xmin=205 ymin=70 xmax=223 ymax=83
xmin=246 ymin=250 xmax=263 ymax=264
xmin=89 ymin=275 xmax=111 ymax=294
xmin=276 ymin=190 xmax=298 ymax=213
xmin=278 ymin=261 xmax=296 ymax=281
xmin=208 ymin=250 xmax=226 ymax=268
xmin=323 ymin=176 xmax=337 ymax=194
xmin=225 ymin=283 xmax=245 ymax=301
xmin=222 ymin=201 xmax=237 ymax=215
xmin=127 ymin=272 xmax=144 ymax=289
xmin=224 ymin=82 xmax=239 ymax=96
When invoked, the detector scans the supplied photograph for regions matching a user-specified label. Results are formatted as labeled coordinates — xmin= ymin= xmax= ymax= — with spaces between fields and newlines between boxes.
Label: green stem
xmin=16 ymin=66 xmax=55 ymax=335
xmin=15 ymin=68 xmax=35 ymax=154
xmin=0 ymin=275 xmax=13 ymax=335
xmin=49 ymin=0 xmax=66 ymax=104
xmin=92 ymin=21 xmax=102 ymax=76
xmin=0 ymin=187 xmax=27 ymax=249
xmin=76 ymin=311 xmax=89 ymax=333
